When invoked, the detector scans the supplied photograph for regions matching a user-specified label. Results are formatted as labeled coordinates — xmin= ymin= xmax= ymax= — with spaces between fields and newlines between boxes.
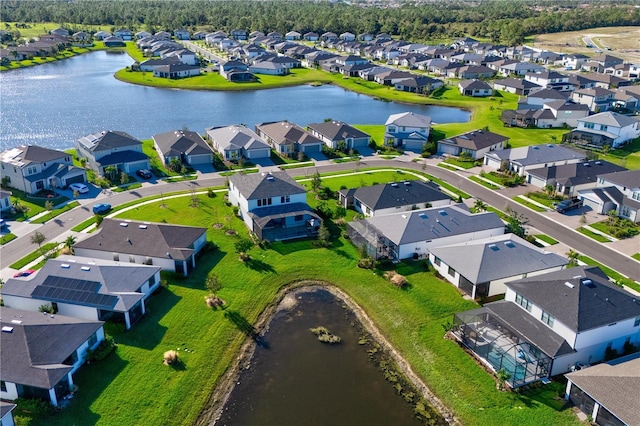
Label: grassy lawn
xmin=525 ymin=191 xmax=564 ymax=208
xmin=513 ymin=197 xmax=547 ymax=212
xmin=534 ymin=234 xmax=559 ymax=245
xmin=30 ymin=201 xmax=80 ymax=224
xmin=112 ymin=183 xmax=143 ymax=193
xmin=600 ymin=138 xmax=640 ymax=170
xmin=442 ymin=157 xmax=481 ymax=169
xmin=576 ymin=227 xmax=611 ymax=243
xmin=9 ymin=242 xmax=60 ymax=270
xmin=0 ymin=45 xmax=105 ymax=71
xmin=140 ymin=139 xmax=174 ymax=177
xmin=589 ymin=218 xmax=639 ymax=240
xmin=0 ymin=233 xmax=17 ymax=245
xmin=633 ymin=253 xmax=640 ymax=261
xmin=28 ymin=188 xmax=580 ymax=426
xmin=468 ymin=175 xmax=501 ymax=190
xmin=3 ymin=189 xmax=69 ymax=222
xmin=354 ymin=124 xmax=385 ymax=146
xmin=480 ymin=171 xmax=524 ymax=187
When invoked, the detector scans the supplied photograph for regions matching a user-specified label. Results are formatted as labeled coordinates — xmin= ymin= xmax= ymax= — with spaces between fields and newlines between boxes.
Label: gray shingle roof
xmin=76 ymin=130 xmax=142 ymax=153
xmin=153 ymin=130 xmax=213 ymax=158
xmin=486 ymin=144 xmax=585 ymax=166
xmin=230 ymin=171 xmax=305 ymax=200
xmin=430 ymin=234 xmax=568 ymax=284
xmin=0 ymin=307 xmax=102 ymax=389
xmin=73 ymin=219 xmax=207 ymax=261
xmin=341 ymin=180 xmax=450 ymax=211
xmin=506 ymin=266 xmax=640 ymax=332
xmin=357 ymin=204 xmax=504 ymax=245
xmin=598 ymin=169 xmax=640 ymax=189
xmin=526 ymin=160 xmax=626 ymax=186
xmin=565 ymin=353 xmax=640 ymax=426
xmin=2 ymin=256 xmax=160 ymax=311
xmin=580 ymin=111 xmax=639 ymax=128
xmin=1 ymin=145 xmax=68 ymax=167
xmin=256 ymin=121 xmax=323 ymax=147
xmin=459 ymin=79 xmax=492 ymax=90
xmin=438 ymin=129 xmax=508 ymax=151
xmin=385 ymin=112 xmax=431 ymax=128
xmin=206 ymin=125 xmax=270 ymax=152
xmin=95 ymin=150 xmax=149 ymax=167
xmin=307 ymin=121 xmax=370 ymax=141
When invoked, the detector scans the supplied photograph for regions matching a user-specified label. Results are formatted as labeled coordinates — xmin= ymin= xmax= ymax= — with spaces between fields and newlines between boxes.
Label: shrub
xmin=15 ymin=398 xmax=55 ymax=419
xmin=205 ymin=295 xmax=225 ymax=308
xmin=375 ymin=258 xmax=394 ymax=270
xmin=384 ymin=271 xmax=408 ymax=288
xmin=86 ymin=335 xmax=116 ymax=363
xmin=163 ymin=349 xmax=179 ymax=365
xmin=207 ymin=189 xmax=217 ymax=198
xmin=38 ymin=304 xmax=56 ymax=314
xmin=358 ymin=257 xmax=374 ymax=269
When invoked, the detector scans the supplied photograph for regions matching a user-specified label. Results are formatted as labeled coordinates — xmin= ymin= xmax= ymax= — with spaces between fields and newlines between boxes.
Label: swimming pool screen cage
xmin=453 ymin=309 xmax=552 ymax=388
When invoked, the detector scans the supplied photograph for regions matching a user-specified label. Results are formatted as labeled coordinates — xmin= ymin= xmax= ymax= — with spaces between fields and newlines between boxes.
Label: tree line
xmin=1 ymin=0 xmax=639 ymax=46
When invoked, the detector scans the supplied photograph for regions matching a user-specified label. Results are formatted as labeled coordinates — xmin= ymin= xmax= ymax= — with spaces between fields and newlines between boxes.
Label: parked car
xmin=554 ymin=197 xmax=582 ymax=213
xmin=92 ymin=203 xmax=112 ymax=214
xmin=13 ymin=269 xmax=35 ymax=278
xmin=69 ymin=182 xmax=89 ymax=193
xmin=136 ymin=169 xmax=152 ymax=179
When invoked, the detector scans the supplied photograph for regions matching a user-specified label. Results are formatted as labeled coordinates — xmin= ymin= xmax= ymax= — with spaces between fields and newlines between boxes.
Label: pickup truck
xmin=554 ymin=197 xmax=582 ymax=213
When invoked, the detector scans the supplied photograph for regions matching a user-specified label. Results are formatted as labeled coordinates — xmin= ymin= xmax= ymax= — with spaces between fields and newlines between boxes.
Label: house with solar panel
xmin=2 ymin=256 xmax=161 ymax=329
xmin=452 ymin=266 xmax=640 ymax=388
xmin=228 ymin=171 xmax=321 ymax=241
xmin=75 ymin=130 xmax=150 ymax=177
xmin=0 ymin=307 xmax=104 ymax=406
xmin=73 ymin=219 xmax=207 ymax=276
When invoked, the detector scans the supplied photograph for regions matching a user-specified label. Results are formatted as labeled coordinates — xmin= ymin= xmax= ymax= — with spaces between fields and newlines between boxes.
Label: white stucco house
xmin=564 ymin=111 xmax=640 ymax=149
xmin=227 ymin=171 xmax=321 ymax=241
xmin=346 ymin=204 xmax=505 ymax=261
xmin=206 ymin=125 xmax=271 ymax=161
xmin=307 ymin=120 xmax=371 ymax=150
xmin=453 ymin=266 xmax=640 ymax=388
xmin=437 ymin=129 xmax=508 ymax=160
xmin=383 ymin=112 xmax=431 ymax=152
xmin=484 ymin=144 xmax=586 ymax=176
xmin=2 ymin=256 xmax=162 ymax=330
xmin=73 ymin=219 xmax=208 ymax=276
xmin=0 ymin=308 xmax=104 ymax=407
xmin=75 ymin=130 xmax=150 ymax=176
xmin=579 ymin=169 xmax=640 ymax=223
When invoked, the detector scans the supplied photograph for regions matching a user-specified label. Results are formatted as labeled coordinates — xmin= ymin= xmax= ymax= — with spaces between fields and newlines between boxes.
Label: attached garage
xmin=63 ymin=174 xmax=86 ymax=185
xmin=300 ymin=143 xmax=322 ymax=153
xmin=124 ymin=160 xmax=150 ymax=173
xmin=188 ymin=154 xmax=213 ymax=165
xmin=347 ymin=137 xmax=370 ymax=148
xmin=245 ymin=148 xmax=271 ymax=159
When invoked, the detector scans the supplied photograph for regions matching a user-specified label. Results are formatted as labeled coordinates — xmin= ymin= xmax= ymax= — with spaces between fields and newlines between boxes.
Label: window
xmin=634 ymin=316 xmax=640 ymax=327
xmin=257 ymin=198 xmax=273 ymax=207
xmin=388 ymin=126 xmax=396 ymax=133
xmin=1 ymin=381 xmax=6 ymax=392
xmin=448 ymin=265 xmax=456 ymax=277
xmin=584 ymin=122 xmax=595 ymax=129
xmin=515 ymin=293 xmax=532 ymax=312
xmin=434 ymin=256 xmax=441 ymax=266
xmin=281 ymin=195 xmax=290 ymax=203
xmin=541 ymin=311 xmax=554 ymax=327
xmin=600 ymin=125 xmax=608 ymax=132
xmin=129 ymin=255 xmax=135 ymax=263
xmin=88 ymin=331 xmax=98 ymax=348
xmin=113 ymin=253 xmax=119 ymax=261
xmin=294 ymin=215 xmax=303 ymax=222
xmin=149 ymin=274 xmax=156 ymax=286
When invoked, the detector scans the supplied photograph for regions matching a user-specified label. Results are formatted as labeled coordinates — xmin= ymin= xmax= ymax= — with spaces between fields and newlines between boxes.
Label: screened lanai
xmin=453 ymin=306 xmax=553 ymax=388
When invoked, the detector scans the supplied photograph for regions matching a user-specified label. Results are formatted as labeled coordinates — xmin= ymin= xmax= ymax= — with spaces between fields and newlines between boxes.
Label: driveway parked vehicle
xmin=92 ymin=203 xmax=112 ymax=214
xmin=69 ymin=183 xmax=89 ymax=194
xmin=554 ymin=197 xmax=582 ymax=213
xmin=136 ymin=169 xmax=152 ymax=179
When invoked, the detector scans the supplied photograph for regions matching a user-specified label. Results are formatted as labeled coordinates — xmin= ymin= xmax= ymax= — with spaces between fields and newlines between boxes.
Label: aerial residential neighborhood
xmin=1 ymin=1 xmax=640 ymax=426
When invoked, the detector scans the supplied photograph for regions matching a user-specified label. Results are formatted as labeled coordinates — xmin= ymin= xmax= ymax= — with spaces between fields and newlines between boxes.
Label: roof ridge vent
xmin=2 ymin=326 xmax=14 ymax=333
xmin=11 ymin=319 xmax=22 ymax=324
xmin=391 ymin=183 xmax=399 ymax=187
xmin=61 ymin=264 xmax=71 ymax=268
xmin=81 ymin=266 xmax=91 ymax=271
xmin=120 ymin=223 xmax=128 ymax=227
xmin=139 ymin=225 xmax=148 ymax=229
xmin=564 ymin=281 xmax=575 ymax=288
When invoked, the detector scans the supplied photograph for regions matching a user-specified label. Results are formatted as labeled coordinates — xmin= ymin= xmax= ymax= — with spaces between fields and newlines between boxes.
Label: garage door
xmin=247 ymin=149 xmax=270 ymax=159
xmin=189 ymin=154 xmax=212 ymax=165
xmin=64 ymin=174 xmax=86 ymax=185
xmin=349 ymin=138 xmax=369 ymax=148
xmin=126 ymin=161 xmax=150 ymax=173
xmin=302 ymin=144 xmax=322 ymax=153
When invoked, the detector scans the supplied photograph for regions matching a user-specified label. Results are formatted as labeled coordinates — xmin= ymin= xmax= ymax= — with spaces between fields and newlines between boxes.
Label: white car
xmin=69 ymin=183 xmax=89 ymax=194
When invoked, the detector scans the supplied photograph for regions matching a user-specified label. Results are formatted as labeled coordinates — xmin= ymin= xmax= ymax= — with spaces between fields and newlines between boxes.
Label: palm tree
xmin=30 ymin=231 xmax=46 ymax=256
xmin=64 ymin=235 xmax=77 ymax=254
xmin=473 ymin=198 xmax=488 ymax=212
xmin=566 ymin=249 xmax=579 ymax=267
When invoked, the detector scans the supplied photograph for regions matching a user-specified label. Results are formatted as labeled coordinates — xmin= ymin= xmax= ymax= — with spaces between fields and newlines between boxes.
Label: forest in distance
xmin=1 ymin=0 xmax=640 ymax=46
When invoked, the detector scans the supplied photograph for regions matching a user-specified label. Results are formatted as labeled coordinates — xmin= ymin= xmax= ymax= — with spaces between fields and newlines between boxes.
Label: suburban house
xmin=73 ymin=219 xmax=208 ymax=276
xmin=93 ymin=31 xmax=111 ymax=40
xmin=437 ymin=129 xmax=508 ymax=160
xmin=458 ymin=79 xmax=492 ymax=97
xmin=307 ymin=120 xmax=371 ymax=150
xmin=206 ymin=125 xmax=271 ymax=161
xmin=570 ymin=87 xmax=615 ymax=112
xmin=384 ymin=112 xmax=431 ymax=151
xmin=565 ymin=352 xmax=640 ymax=426
xmin=0 ymin=189 xmax=11 ymax=213
xmin=152 ymin=63 xmax=200 ymax=79
xmin=103 ymin=36 xmax=125 ymax=47
xmin=113 ymin=28 xmax=132 ymax=40
xmin=339 ymin=180 xmax=451 ymax=217
xmin=579 ymin=169 xmax=640 ymax=222
xmin=173 ymin=29 xmax=190 ymax=40
xmin=152 ymin=129 xmax=214 ymax=167
xmin=483 ymin=144 xmax=586 ymax=176
xmin=218 ymin=60 xmax=250 ymax=80
xmin=525 ymin=160 xmax=626 ymax=196
xmin=564 ymin=111 xmax=640 ymax=149
xmin=227 ymin=171 xmax=321 ymax=241
xmin=75 ymin=130 xmax=150 ymax=176
xmin=2 ymin=256 xmax=161 ymax=330
xmin=248 ymin=61 xmax=289 ymax=75
xmin=393 ymin=75 xmax=443 ymax=94
xmin=492 ymin=78 xmax=541 ymax=96
xmin=524 ymin=70 xmax=570 ymax=90
xmin=254 ymin=121 xmax=324 ymax=156
xmin=0 ymin=307 xmax=104 ymax=407
xmin=452 ymin=266 xmax=640 ymax=388
xmin=429 ymin=234 xmax=568 ymax=300
xmin=562 ymin=53 xmax=589 ymax=70
xmin=346 ymin=204 xmax=505 ymax=261
xmin=0 ymin=145 xmax=86 ymax=194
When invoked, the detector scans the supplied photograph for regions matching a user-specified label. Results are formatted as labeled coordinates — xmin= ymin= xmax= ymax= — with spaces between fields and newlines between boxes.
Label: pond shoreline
xmin=195 ymin=280 xmax=459 ymax=426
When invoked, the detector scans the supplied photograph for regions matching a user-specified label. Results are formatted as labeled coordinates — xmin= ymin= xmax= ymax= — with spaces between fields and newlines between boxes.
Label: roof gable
xmin=230 ymin=171 xmax=306 ymax=200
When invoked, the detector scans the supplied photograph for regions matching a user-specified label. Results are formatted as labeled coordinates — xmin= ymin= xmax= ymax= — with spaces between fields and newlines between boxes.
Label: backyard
xmin=19 ymin=179 xmax=579 ymax=426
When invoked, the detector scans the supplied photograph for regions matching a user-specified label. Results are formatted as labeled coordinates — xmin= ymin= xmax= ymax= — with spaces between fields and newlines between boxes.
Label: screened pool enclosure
xmin=453 ymin=308 xmax=552 ymax=388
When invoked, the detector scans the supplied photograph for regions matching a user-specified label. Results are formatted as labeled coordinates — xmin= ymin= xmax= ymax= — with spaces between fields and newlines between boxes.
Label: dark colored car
xmin=554 ymin=197 xmax=582 ymax=213
xmin=136 ymin=169 xmax=152 ymax=179
xmin=92 ymin=203 xmax=112 ymax=214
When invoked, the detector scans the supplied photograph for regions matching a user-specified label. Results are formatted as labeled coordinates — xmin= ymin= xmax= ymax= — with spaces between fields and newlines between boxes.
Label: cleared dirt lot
xmin=532 ymin=26 xmax=640 ymax=63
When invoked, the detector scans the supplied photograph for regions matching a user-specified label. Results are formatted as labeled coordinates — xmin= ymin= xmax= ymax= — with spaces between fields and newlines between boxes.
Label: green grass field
xmin=20 ymin=176 xmax=579 ymax=426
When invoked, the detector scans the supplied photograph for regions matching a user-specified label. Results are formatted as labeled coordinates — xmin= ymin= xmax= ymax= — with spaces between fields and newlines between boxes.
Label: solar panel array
xmin=31 ymin=275 xmax=117 ymax=310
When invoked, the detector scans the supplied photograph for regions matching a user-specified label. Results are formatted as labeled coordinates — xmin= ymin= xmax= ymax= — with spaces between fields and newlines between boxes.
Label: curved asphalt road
xmin=1 ymin=159 xmax=638 ymax=282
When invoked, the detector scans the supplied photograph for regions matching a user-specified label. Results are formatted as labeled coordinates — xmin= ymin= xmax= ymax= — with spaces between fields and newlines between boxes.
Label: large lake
xmin=0 ymin=51 xmax=470 ymax=151
xmin=218 ymin=289 xmax=443 ymax=425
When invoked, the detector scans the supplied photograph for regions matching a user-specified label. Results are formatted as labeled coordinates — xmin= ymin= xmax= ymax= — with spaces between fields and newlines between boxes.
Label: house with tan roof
xmin=437 ymin=129 xmax=508 ymax=160
xmin=255 ymin=121 xmax=323 ymax=156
